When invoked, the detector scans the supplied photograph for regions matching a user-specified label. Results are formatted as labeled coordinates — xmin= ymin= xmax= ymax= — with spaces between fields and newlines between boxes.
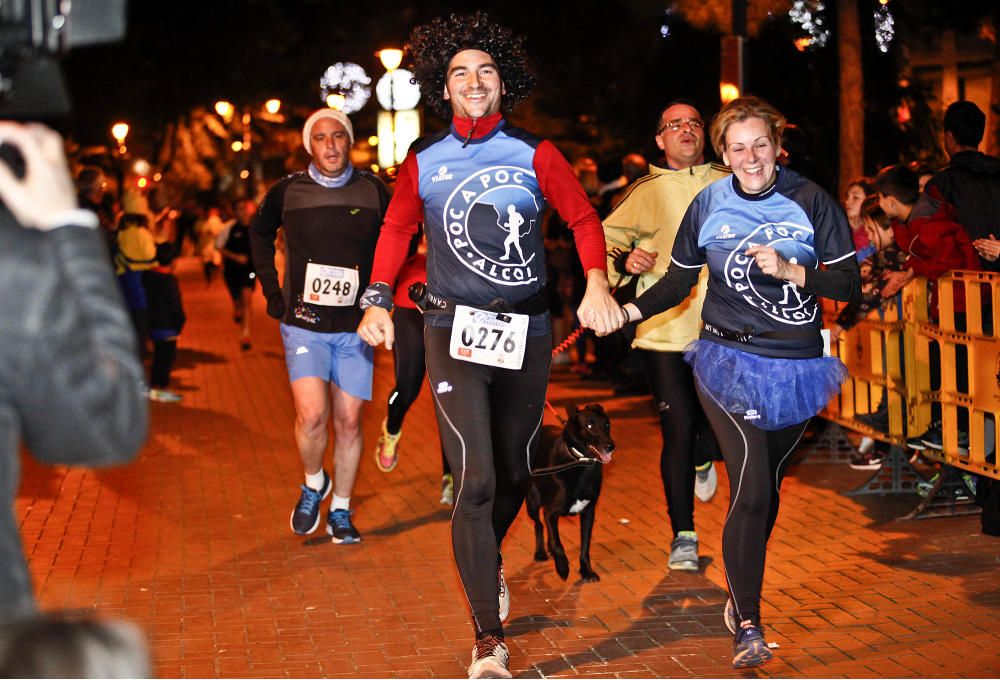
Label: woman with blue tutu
xmin=621 ymin=96 xmax=860 ymax=669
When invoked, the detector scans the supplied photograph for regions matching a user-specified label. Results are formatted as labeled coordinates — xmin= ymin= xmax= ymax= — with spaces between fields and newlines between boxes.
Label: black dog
xmin=526 ymin=404 xmax=615 ymax=582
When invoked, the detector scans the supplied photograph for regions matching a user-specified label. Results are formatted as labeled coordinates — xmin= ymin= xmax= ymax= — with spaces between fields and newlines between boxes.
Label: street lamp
xmin=326 ymin=93 xmax=346 ymax=110
xmin=214 ymin=100 xmax=235 ymax=122
xmin=378 ymin=48 xmax=403 ymax=166
xmin=111 ymin=122 xmax=129 ymax=153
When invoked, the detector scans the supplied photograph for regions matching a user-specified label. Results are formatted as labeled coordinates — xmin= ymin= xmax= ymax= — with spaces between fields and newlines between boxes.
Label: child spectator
xmin=831 ymin=206 xmax=908 ymax=469
xmin=874 ymin=164 xmax=980 ymax=454
xmin=143 ymin=243 xmax=186 ymax=403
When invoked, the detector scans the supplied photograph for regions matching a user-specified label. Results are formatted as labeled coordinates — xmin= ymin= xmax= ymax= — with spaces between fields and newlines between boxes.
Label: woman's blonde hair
xmin=710 ymin=96 xmax=787 ymax=158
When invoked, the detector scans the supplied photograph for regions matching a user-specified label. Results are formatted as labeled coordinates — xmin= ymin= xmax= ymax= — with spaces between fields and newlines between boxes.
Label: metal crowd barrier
xmin=814 ymin=271 xmax=1000 ymax=517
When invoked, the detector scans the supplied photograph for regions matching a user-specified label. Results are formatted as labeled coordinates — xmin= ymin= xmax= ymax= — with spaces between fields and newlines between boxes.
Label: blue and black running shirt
xmin=634 ymin=166 xmax=857 ymax=358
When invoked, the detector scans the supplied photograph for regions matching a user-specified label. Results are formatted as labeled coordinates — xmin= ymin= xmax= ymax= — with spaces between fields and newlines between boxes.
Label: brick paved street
xmin=15 ymin=258 xmax=1000 ymax=678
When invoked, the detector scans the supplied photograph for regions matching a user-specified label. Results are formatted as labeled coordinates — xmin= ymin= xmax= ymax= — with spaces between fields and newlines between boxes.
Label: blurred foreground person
xmin=0 ymin=614 xmax=150 ymax=678
xmin=0 ymin=122 xmax=148 ymax=620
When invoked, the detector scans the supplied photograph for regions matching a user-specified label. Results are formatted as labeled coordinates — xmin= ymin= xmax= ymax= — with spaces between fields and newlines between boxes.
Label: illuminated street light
xmin=326 ymin=93 xmax=346 ymax=110
xmin=719 ymin=83 xmax=740 ymax=105
xmin=214 ymin=100 xmax=235 ymax=120
xmin=378 ymin=48 xmax=403 ymax=72
xmin=111 ymin=122 xmax=129 ymax=153
xmin=111 ymin=122 xmax=129 ymax=144
xmin=231 ymin=140 xmax=244 ymax=152
xmin=264 ymin=98 xmax=281 ymax=114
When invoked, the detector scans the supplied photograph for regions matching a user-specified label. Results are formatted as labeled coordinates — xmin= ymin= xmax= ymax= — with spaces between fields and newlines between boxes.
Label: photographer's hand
xmin=0 ymin=122 xmax=88 ymax=231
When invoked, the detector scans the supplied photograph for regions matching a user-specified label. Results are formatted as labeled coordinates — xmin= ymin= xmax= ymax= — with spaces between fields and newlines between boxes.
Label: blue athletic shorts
xmin=279 ymin=323 xmax=374 ymax=400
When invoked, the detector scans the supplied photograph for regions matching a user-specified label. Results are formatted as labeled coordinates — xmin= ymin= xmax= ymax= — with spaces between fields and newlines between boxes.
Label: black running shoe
xmin=732 ymin=623 xmax=773 ymax=669
xmin=289 ymin=471 xmax=331 ymax=535
xmin=327 ymin=508 xmax=362 ymax=544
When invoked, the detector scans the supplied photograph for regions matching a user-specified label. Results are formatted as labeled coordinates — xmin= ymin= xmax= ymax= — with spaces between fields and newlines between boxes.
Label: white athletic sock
xmin=305 ymin=470 xmax=326 ymax=491
xmin=331 ymin=493 xmax=350 ymax=511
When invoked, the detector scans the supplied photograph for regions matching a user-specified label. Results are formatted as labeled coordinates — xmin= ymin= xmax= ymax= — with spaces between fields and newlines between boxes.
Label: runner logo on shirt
xmin=724 ymin=221 xmax=817 ymax=325
xmin=442 ymin=165 xmax=540 ymax=286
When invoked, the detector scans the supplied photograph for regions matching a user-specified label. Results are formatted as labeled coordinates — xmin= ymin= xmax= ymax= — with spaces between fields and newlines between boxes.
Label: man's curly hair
xmin=406 ymin=12 xmax=535 ymax=118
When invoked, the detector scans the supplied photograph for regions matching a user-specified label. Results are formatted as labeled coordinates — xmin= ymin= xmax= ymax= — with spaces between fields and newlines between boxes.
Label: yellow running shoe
xmin=374 ymin=418 xmax=401 ymax=472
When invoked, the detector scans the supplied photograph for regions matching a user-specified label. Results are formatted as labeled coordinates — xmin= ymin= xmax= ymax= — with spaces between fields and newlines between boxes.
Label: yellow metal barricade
xmin=823 ymin=271 xmax=999 ymax=481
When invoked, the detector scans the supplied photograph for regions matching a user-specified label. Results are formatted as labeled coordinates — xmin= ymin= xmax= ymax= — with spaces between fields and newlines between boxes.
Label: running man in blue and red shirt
xmin=357 ymin=12 xmax=625 ymax=679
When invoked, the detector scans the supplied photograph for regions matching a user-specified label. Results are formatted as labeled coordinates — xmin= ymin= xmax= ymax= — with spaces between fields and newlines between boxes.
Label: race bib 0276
xmin=449 ymin=305 xmax=528 ymax=370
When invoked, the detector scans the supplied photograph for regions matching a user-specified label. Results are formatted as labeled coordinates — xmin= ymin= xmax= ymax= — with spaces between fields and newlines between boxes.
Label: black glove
xmin=266 ymin=292 xmax=286 ymax=319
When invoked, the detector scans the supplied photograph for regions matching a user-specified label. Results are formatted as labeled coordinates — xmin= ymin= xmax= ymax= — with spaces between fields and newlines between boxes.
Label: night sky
xmin=54 ymin=0 xmax=995 ymax=190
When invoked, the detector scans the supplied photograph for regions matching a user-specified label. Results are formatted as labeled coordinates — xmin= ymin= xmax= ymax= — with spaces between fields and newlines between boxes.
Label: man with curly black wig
xmin=358 ymin=11 xmax=624 ymax=679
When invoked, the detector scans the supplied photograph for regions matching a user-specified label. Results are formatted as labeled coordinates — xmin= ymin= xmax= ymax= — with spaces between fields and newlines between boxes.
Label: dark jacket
xmin=895 ymin=195 xmax=980 ymax=320
xmin=0 ymin=212 xmax=148 ymax=620
xmin=925 ymin=150 xmax=1000 ymax=271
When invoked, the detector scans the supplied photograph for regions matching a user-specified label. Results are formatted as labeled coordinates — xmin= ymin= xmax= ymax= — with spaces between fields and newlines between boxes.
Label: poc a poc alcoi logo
xmin=431 ymin=166 xmax=454 ymax=183
xmin=442 ymin=165 xmax=540 ymax=286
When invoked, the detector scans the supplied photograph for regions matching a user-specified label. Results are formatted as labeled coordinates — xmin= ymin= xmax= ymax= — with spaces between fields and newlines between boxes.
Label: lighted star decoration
xmin=320 ymin=62 xmax=371 ymax=114
xmin=874 ymin=0 xmax=895 ymax=53
xmin=789 ymin=0 xmax=830 ymax=49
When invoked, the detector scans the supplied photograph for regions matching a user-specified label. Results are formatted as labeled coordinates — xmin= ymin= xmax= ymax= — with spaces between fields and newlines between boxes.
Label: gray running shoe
xmin=668 ymin=531 xmax=699 ymax=571
xmin=694 ymin=462 xmax=717 ymax=502
xmin=468 ymin=635 xmax=511 ymax=679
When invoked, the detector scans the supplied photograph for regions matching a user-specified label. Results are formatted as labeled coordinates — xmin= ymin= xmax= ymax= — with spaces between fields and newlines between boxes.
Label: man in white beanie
xmin=251 ymin=108 xmax=389 ymax=543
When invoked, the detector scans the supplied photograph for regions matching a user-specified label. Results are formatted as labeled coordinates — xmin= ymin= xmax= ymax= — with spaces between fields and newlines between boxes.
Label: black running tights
xmin=424 ymin=326 xmax=551 ymax=635
xmin=388 ymin=308 xmax=449 ymax=474
xmin=696 ymin=382 xmax=808 ymax=627
xmin=638 ymin=349 xmax=719 ymax=536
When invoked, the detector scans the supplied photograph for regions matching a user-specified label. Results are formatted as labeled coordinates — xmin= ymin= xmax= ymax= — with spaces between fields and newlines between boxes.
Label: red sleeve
xmin=533 ymin=140 xmax=607 ymax=274
xmin=904 ymin=216 xmax=980 ymax=280
xmin=370 ymin=152 xmax=423 ymax=286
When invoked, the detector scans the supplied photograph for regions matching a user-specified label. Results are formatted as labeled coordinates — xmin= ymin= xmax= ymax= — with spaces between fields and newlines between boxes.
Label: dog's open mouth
xmin=580 ymin=444 xmax=613 ymax=464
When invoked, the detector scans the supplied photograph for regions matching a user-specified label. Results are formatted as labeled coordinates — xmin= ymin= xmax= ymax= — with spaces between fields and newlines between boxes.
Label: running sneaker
xmin=855 ymin=406 xmax=889 ymax=432
xmin=906 ymin=420 xmax=941 ymax=450
xmin=694 ymin=462 xmax=717 ymax=502
xmin=732 ymin=622 xmax=773 ymax=669
xmin=668 ymin=531 xmax=699 ymax=571
xmin=498 ymin=559 xmax=510 ymax=623
xmin=149 ymin=388 xmax=182 ymax=403
xmin=374 ymin=418 xmax=402 ymax=472
xmin=327 ymin=508 xmax=362 ymax=544
xmin=922 ymin=427 xmax=969 ymax=455
xmin=440 ymin=473 xmax=454 ymax=506
xmin=289 ymin=471 xmax=331 ymax=535
xmin=724 ymin=598 xmax=737 ymax=634
xmin=468 ymin=635 xmax=511 ymax=679
xmin=849 ymin=449 xmax=884 ymax=470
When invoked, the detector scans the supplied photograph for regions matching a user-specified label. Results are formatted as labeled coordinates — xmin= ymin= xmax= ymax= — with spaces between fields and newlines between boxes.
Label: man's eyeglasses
xmin=658 ymin=118 xmax=704 ymax=134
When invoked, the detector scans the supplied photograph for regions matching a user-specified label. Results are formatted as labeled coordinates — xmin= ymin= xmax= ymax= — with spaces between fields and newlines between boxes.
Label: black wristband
xmin=359 ymin=282 xmax=394 ymax=311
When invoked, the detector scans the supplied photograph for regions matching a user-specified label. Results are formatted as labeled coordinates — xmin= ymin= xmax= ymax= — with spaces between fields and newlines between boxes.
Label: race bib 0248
xmin=303 ymin=262 xmax=359 ymax=307
xmin=449 ymin=305 xmax=528 ymax=370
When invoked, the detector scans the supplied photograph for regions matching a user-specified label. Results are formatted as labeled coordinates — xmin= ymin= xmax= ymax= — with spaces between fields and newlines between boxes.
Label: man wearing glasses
xmin=603 ymin=100 xmax=729 ymax=572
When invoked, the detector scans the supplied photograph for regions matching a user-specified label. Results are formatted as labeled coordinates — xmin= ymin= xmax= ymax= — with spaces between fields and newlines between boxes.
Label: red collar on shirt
xmin=452 ymin=112 xmax=503 ymax=139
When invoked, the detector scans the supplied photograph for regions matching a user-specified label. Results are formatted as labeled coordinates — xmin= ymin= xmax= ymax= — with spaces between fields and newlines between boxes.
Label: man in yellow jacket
xmin=604 ymin=100 xmax=729 ymax=571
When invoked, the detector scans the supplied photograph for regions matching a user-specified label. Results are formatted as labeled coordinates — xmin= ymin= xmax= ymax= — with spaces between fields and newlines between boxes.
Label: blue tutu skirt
xmin=684 ymin=339 xmax=847 ymax=431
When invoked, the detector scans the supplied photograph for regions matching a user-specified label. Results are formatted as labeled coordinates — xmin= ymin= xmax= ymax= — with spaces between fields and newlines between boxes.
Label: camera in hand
xmin=0 ymin=0 xmax=126 ymax=120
